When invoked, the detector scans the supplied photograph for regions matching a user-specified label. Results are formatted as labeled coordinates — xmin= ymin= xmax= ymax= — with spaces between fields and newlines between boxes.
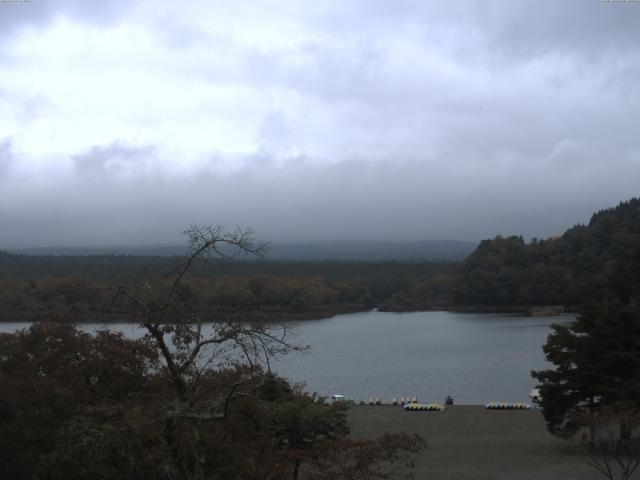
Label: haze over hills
xmin=7 ymin=240 xmax=477 ymax=262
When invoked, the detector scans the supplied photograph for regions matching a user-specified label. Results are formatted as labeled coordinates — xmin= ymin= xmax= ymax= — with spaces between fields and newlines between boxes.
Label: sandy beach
xmin=348 ymin=405 xmax=608 ymax=480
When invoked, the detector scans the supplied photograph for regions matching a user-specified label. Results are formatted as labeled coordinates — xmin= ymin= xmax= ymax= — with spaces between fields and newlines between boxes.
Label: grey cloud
xmin=0 ymin=86 xmax=51 ymax=125
xmin=72 ymin=142 xmax=156 ymax=178
xmin=258 ymin=111 xmax=293 ymax=154
xmin=0 ymin=137 xmax=15 ymax=179
xmin=158 ymin=25 xmax=213 ymax=50
xmin=322 ymin=0 xmax=640 ymax=62
xmin=0 ymin=1 xmax=57 ymax=32
xmin=1 ymin=1 xmax=639 ymax=248
xmin=181 ymin=7 xmax=639 ymax=166
xmin=1 ymin=145 xmax=638 ymax=248
xmin=484 ymin=1 xmax=640 ymax=62
xmin=0 ymin=0 xmax=133 ymax=33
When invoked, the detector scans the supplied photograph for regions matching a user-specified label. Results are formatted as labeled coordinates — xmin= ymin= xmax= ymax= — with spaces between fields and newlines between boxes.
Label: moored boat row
xmin=485 ymin=402 xmax=531 ymax=410
xmin=404 ymin=403 xmax=446 ymax=411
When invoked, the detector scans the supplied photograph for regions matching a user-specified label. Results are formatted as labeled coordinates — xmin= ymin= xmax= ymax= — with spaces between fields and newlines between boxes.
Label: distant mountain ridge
xmin=8 ymin=240 xmax=477 ymax=262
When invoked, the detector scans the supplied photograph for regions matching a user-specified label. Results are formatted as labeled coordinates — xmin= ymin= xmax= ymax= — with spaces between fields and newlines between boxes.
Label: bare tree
xmin=578 ymin=407 xmax=640 ymax=480
xmin=107 ymin=225 xmax=311 ymax=479
xmin=110 ymin=224 xmax=305 ymax=409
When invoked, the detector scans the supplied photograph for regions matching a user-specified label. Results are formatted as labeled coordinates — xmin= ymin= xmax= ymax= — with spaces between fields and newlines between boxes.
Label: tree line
xmin=0 ymin=255 xmax=457 ymax=321
xmin=0 ymin=275 xmax=372 ymax=322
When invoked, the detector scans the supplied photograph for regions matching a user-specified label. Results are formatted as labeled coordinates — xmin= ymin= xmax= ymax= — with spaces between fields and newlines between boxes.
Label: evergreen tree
xmin=454 ymin=197 xmax=640 ymax=306
xmin=532 ymin=298 xmax=640 ymax=438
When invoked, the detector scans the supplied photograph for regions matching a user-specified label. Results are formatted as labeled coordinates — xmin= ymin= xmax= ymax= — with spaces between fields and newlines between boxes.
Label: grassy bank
xmin=348 ymin=405 xmax=601 ymax=480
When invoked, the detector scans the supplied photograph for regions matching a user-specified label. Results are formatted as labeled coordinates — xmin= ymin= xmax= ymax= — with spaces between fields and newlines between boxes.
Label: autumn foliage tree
xmin=0 ymin=322 xmax=159 ymax=479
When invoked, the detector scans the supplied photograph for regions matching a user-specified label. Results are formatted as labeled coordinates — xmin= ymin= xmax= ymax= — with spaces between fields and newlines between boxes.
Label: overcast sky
xmin=1 ymin=0 xmax=639 ymax=247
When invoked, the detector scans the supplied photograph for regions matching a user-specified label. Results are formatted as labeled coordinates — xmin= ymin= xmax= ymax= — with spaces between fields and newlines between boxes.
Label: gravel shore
xmin=348 ymin=405 xmax=606 ymax=480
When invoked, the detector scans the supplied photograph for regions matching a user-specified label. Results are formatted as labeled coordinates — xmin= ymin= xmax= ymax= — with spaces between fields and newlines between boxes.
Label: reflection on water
xmin=0 ymin=310 xmax=573 ymax=405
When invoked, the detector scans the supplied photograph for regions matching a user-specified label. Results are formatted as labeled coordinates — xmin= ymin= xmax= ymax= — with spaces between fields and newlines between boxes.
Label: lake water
xmin=0 ymin=310 xmax=573 ymax=405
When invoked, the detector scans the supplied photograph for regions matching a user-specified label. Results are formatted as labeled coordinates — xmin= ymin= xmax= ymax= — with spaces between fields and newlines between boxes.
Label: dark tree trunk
xmin=292 ymin=458 xmax=301 ymax=480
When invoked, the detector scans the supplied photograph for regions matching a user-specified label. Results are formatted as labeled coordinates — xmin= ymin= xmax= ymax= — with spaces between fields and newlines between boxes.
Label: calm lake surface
xmin=0 ymin=310 xmax=573 ymax=405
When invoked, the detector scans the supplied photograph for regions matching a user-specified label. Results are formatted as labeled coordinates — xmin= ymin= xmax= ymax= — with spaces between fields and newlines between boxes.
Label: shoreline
xmin=0 ymin=304 xmax=574 ymax=324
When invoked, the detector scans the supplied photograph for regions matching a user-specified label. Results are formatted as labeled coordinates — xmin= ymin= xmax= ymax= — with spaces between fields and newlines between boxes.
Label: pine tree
xmin=532 ymin=297 xmax=640 ymax=438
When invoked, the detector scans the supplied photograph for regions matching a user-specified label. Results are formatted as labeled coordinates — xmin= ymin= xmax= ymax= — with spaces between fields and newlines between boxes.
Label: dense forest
xmin=453 ymin=197 xmax=640 ymax=307
xmin=1 ymin=197 xmax=639 ymax=320
xmin=0 ymin=253 xmax=455 ymax=322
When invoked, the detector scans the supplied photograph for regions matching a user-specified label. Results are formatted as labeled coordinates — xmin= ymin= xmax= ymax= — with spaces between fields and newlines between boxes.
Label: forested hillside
xmin=453 ymin=198 xmax=640 ymax=306
xmin=0 ymin=252 xmax=455 ymax=321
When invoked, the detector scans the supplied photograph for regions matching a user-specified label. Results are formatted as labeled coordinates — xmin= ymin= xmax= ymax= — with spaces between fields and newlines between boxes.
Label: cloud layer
xmin=1 ymin=0 xmax=639 ymax=246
